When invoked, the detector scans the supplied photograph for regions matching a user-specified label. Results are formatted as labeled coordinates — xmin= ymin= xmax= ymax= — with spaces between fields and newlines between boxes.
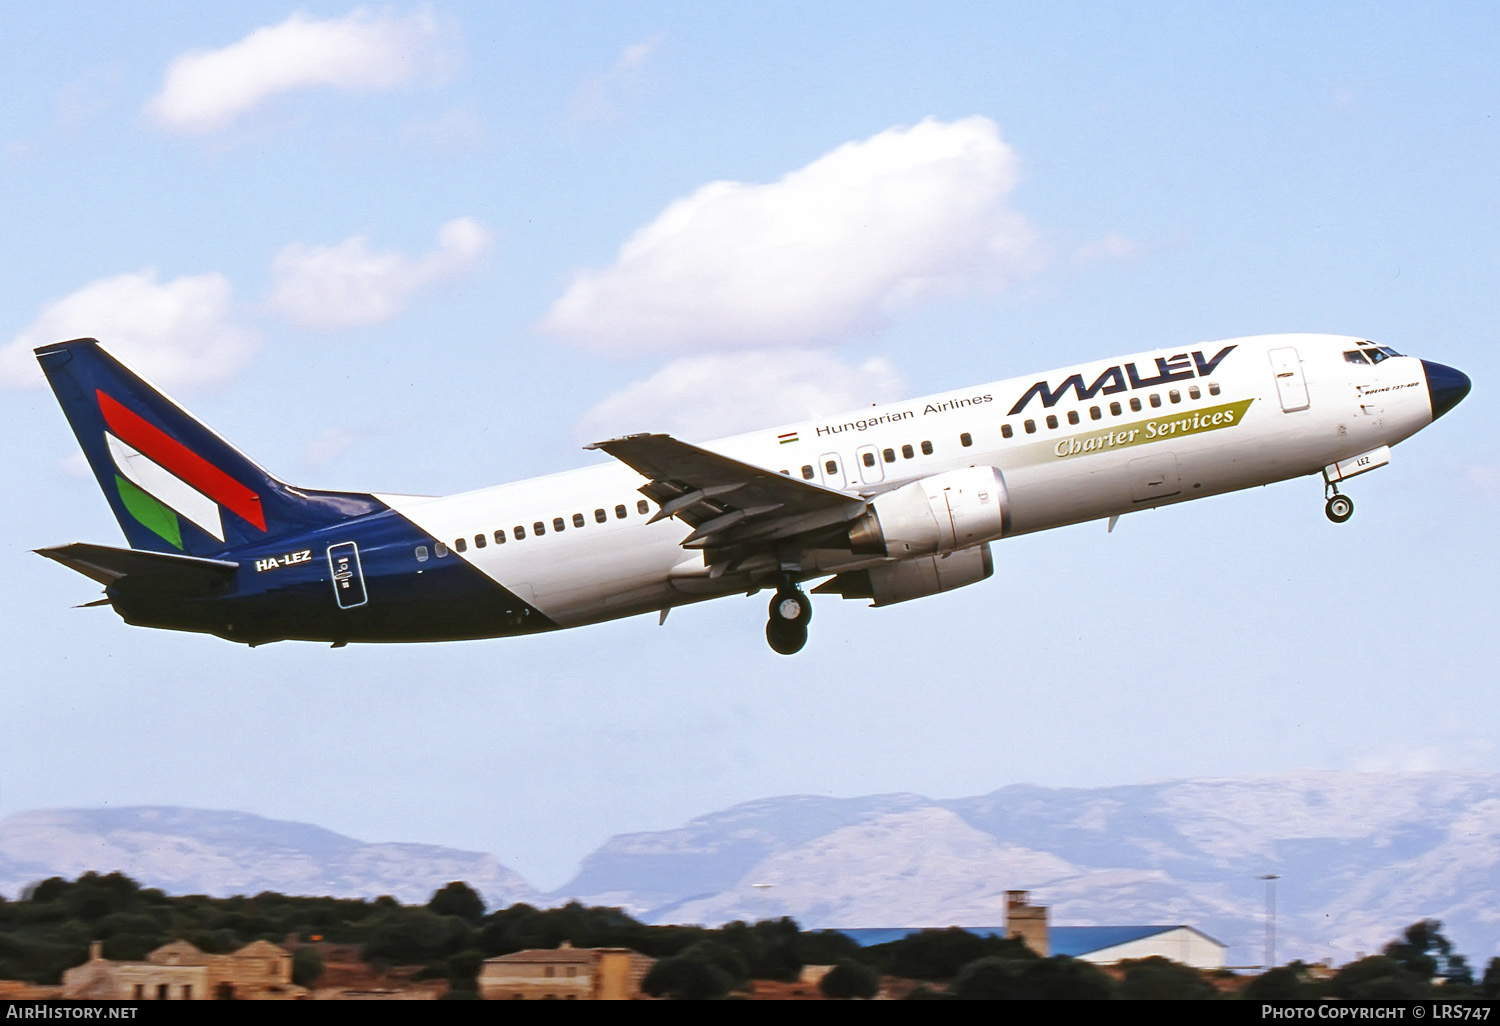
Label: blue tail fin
xmin=36 ymin=338 xmax=383 ymax=556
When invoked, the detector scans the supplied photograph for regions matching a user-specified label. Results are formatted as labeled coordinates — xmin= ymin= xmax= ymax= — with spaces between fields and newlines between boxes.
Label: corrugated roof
xmin=1051 ymin=925 xmax=1214 ymax=956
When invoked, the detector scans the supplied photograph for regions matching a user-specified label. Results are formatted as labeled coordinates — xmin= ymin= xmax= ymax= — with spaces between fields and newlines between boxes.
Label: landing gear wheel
xmin=1325 ymin=494 xmax=1354 ymax=523
xmin=765 ymin=585 xmax=811 ymax=654
xmin=768 ymin=589 xmax=812 ymax=628
xmin=766 ymin=619 xmax=808 ymax=655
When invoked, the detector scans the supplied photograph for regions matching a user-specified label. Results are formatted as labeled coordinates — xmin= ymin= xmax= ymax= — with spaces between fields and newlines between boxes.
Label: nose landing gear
xmin=765 ymin=585 xmax=811 ymax=655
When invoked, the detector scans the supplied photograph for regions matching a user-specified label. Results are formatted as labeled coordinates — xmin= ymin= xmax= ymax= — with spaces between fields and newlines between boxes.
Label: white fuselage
xmin=378 ymin=334 xmax=1435 ymax=628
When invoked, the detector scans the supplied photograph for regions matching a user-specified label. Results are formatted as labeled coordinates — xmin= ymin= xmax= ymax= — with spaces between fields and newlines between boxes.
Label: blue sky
xmin=2 ymin=2 xmax=1497 ymax=897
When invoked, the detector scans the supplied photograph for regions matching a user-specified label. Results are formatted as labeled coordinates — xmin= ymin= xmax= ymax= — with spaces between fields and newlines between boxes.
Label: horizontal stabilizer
xmin=36 ymin=542 xmax=238 ymax=595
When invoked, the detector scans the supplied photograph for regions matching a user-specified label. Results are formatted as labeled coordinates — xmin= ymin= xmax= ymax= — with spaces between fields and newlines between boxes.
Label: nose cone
xmin=1422 ymin=360 xmax=1471 ymax=421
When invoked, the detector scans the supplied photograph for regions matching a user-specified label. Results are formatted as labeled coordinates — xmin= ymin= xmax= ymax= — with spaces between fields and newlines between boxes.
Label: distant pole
xmin=1259 ymin=874 xmax=1280 ymax=969
xmin=753 ymin=882 xmax=773 ymax=922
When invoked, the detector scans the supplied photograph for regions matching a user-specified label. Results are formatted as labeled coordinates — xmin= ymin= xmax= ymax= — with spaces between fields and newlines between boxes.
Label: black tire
xmin=766 ymin=619 xmax=808 ymax=655
xmin=1326 ymin=494 xmax=1354 ymax=523
xmin=768 ymin=589 xmax=812 ymax=627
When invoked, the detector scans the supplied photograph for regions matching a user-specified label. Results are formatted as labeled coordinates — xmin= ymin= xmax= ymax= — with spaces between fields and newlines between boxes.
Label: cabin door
xmin=1269 ymin=347 xmax=1310 ymax=412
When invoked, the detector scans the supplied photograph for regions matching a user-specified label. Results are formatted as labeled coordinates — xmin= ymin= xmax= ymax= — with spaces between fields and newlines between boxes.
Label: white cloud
xmin=146 ymin=8 xmax=443 ymax=134
xmin=576 ymin=350 xmax=905 ymax=443
xmin=267 ymin=217 xmax=490 ymax=329
xmin=0 ymin=271 xmax=258 ymax=389
xmin=1073 ymin=231 xmax=1141 ymax=265
xmin=569 ymin=36 xmax=661 ymax=125
xmin=543 ymin=116 xmax=1039 ymax=353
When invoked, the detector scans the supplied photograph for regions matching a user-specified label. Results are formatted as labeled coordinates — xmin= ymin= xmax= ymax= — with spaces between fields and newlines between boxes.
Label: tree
xmin=820 ymin=959 xmax=879 ymax=999
xmin=427 ymin=882 xmax=484 ymax=923
xmin=1384 ymin=920 xmax=1473 ymax=989
xmin=1241 ymin=965 xmax=1307 ymax=1000
xmin=1480 ymin=957 xmax=1500 ymax=1000
xmin=291 ymin=946 xmax=323 ymax=987
xmin=1326 ymin=955 xmax=1430 ymax=1000
xmin=870 ymin=928 xmax=1033 ymax=981
xmin=1119 ymin=956 xmax=1217 ymax=1000
xmin=642 ymin=944 xmax=739 ymax=1000
xmin=948 ymin=955 xmax=1117 ymax=1000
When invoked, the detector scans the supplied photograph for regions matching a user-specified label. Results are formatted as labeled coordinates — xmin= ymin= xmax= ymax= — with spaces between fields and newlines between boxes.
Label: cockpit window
xmin=1344 ymin=350 xmax=1371 ymax=365
xmin=1367 ymin=348 xmax=1389 ymax=364
xmin=1378 ymin=346 xmax=1402 ymax=358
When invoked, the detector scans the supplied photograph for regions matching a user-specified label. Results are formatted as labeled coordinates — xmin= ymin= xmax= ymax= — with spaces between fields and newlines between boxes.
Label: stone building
xmin=478 ymin=941 xmax=654 ymax=1000
xmin=62 ymin=938 xmax=306 ymax=1000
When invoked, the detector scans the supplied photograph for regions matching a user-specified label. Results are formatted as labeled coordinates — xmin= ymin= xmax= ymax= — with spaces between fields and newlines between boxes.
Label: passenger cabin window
xmin=494 ymin=530 xmax=506 ymax=544
xmin=474 ymin=533 xmax=486 ymax=548
xmin=921 ymin=440 xmax=933 ymax=455
xmin=901 ymin=444 xmax=914 ymax=459
xmin=862 ymin=451 xmax=876 ymax=467
xmin=595 ymin=509 xmax=607 ymax=523
xmin=573 ymin=513 xmax=585 ymax=528
xmin=550 ymin=517 xmax=563 ymax=532
xmin=514 ymin=525 xmax=525 ymax=540
xmin=436 ymin=541 xmax=448 ymax=557
xmin=883 ymin=448 xmax=896 ymax=463
xmin=1001 ymin=424 xmax=1013 ymax=439
xmin=960 ymin=432 xmax=973 ymax=447
xmin=454 ymin=537 xmax=467 ymax=553
xmin=801 ymin=465 xmax=815 ymax=480
xmin=1189 ymin=385 xmax=1201 ymax=400
xmin=825 ymin=459 xmax=837 ymax=474
xmin=1067 ymin=410 xmax=1080 ymax=425
xmin=1045 ymin=414 xmax=1058 ymax=429
xmin=1024 ymin=419 xmax=1036 ymax=434
xmin=1208 ymin=382 xmax=1221 ymax=396
xmin=1169 ymin=389 xmax=1181 ymax=404
xmin=1130 ymin=397 xmax=1142 ymax=412
xmin=415 ymin=545 xmax=429 ymax=562
xmin=1110 ymin=401 xmax=1122 ymax=416
xmin=534 ymin=521 xmax=545 ymax=536
xmin=1149 ymin=394 xmax=1162 ymax=408
xmin=637 ymin=499 xmax=649 ymax=514
xmin=1090 ymin=406 xmax=1102 ymax=421
xmin=615 ymin=504 xmax=627 ymax=519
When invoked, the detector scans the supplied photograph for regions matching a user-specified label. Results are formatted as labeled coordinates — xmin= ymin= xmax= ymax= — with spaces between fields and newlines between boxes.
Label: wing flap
xmin=587 ymin=434 xmax=865 ymax=549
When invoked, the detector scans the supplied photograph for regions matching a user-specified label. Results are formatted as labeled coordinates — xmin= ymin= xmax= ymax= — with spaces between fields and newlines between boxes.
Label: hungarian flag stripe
xmin=97 ymin=389 xmax=266 ymax=530
xmin=107 ymin=433 xmax=225 ymax=542
xmin=115 ymin=474 xmax=183 ymax=549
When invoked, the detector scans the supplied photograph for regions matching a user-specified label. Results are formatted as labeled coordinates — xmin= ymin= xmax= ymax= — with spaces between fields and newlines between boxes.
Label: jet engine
xmin=847 ymin=465 xmax=1010 ymax=557
xmin=814 ymin=543 xmax=994 ymax=606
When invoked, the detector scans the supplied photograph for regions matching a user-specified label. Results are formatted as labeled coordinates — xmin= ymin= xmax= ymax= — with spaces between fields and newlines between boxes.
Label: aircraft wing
xmin=36 ymin=542 xmax=238 ymax=595
xmin=587 ymin=434 xmax=866 ymax=550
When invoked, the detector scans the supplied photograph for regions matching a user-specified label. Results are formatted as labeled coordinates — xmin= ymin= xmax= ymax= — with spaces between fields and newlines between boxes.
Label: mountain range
xmin=4 ymin=770 xmax=1497 ymax=967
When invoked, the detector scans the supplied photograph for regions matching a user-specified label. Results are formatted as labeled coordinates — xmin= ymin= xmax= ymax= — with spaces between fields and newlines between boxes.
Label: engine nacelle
xmin=848 ymin=466 xmax=1010 ymax=558
xmin=815 ymin=543 xmax=994 ymax=606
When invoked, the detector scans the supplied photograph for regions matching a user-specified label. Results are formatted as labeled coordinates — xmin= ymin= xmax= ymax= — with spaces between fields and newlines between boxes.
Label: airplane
xmin=35 ymin=333 xmax=1469 ymax=655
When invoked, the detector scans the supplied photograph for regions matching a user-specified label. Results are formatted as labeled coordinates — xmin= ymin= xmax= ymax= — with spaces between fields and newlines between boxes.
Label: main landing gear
xmin=1324 ymin=486 xmax=1354 ymax=524
xmin=765 ymin=585 xmax=812 ymax=655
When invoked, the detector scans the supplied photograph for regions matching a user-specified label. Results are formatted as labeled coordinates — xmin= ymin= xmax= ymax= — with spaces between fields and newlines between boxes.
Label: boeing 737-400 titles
xmin=35 ymin=333 xmax=1469 ymax=654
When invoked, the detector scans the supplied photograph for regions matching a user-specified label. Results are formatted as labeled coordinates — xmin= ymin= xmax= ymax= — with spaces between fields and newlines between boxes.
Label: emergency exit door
xmin=327 ymin=542 xmax=368 ymax=609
